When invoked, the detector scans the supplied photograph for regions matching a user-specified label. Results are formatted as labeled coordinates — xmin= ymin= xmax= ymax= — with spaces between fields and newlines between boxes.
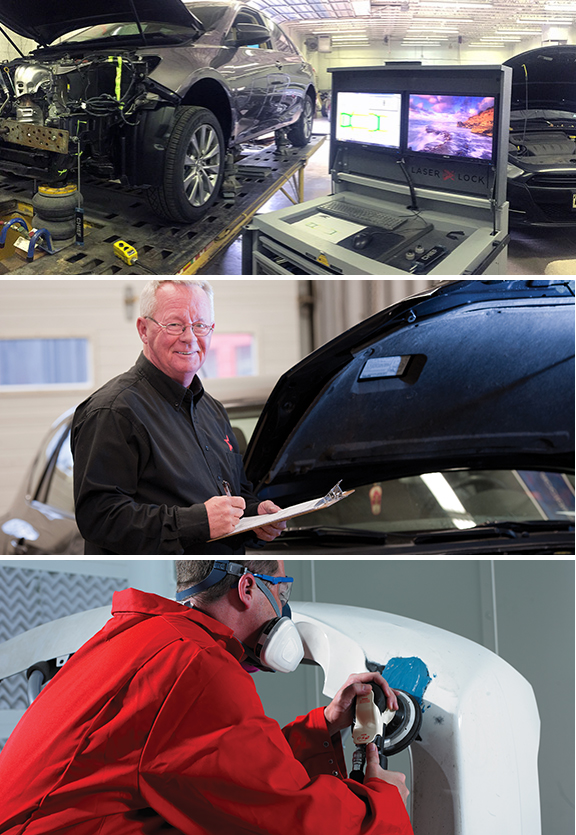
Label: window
xmin=43 ymin=430 xmax=75 ymax=515
xmin=272 ymin=24 xmax=298 ymax=55
xmin=26 ymin=416 xmax=72 ymax=501
xmin=0 ymin=338 xmax=90 ymax=390
xmin=201 ymin=333 xmax=256 ymax=378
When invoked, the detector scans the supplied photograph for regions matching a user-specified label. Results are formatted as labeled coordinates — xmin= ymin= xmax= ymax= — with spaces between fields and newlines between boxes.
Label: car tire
xmin=287 ymin=93 xmax=314 ymax=147
xmin=147 ymin=106 xmax=225 ymax=224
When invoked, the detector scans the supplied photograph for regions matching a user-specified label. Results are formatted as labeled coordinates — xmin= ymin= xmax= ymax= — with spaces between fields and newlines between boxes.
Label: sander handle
xmin=350 ymin=684 xmax=390 ymax=782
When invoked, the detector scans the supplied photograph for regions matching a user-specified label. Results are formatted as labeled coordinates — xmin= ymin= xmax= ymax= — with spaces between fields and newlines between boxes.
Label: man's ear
xmin=136 ymin=317 xmax=149 ymax=345
xmin=236 ymin=573 xmax=257 ymax=609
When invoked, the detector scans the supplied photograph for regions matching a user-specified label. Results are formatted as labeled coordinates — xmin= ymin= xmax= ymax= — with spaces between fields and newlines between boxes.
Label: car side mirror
xmin=225 ymin=23 xmax=270 ymax=47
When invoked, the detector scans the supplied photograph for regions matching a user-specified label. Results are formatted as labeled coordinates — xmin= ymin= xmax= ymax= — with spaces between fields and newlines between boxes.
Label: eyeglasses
xmin=146 ymin=317 xmax=215 ymax=337
xmin=253 ymin=573 xmax=294 ymax=606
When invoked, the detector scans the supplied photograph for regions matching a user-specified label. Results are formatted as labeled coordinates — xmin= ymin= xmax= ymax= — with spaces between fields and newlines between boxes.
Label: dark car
xmin=1 ymin=280 xmax=574 ymax=556
xmin=0 ymin=0 xmax=315 ymax=223
xmin=244 ymin=279 xmax=575 ymax=555
xmin=504 ymin=45 xmax=576 ymax=227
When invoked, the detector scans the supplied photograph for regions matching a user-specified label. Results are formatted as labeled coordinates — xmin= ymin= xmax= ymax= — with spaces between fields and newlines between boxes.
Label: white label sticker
xmin=360 ymin=356 xmax=408 ymax=379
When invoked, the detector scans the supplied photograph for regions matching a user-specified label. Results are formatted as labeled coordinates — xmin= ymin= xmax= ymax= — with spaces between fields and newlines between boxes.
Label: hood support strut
xmin=127 ymin=0 xmax=147 ymax=46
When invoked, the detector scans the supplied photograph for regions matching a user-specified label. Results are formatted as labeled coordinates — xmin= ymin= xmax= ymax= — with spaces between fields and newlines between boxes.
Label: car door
xmin=245 ymin=14 xmax=294 ymax=135
xmin=0 ymin=420 xmax=82 ymax=555
xmin=263 ymin=19 xmax=310 ymax=128
xmin=218 ymin=7 xmax=278 ymax=140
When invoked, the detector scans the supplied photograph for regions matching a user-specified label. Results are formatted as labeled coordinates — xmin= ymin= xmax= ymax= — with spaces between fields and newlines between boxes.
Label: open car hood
xmin=244 ymin=280 xmax=575 ymax=504
xmin=504 ymin=45 xmax=576 ymax=113
xmin=0 ymin=0 xmax=199 ymax=46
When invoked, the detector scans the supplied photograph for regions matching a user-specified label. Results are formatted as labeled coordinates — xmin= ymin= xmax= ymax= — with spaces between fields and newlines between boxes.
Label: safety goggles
xmin=251 ymin=572 xmax=293 ymax=607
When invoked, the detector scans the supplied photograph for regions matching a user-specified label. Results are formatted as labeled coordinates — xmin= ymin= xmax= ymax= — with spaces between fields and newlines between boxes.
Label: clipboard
xmin=210 ymin=481 xmax=354 ymax=541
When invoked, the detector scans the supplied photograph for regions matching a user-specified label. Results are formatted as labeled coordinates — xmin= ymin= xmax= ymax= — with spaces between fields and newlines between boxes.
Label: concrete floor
xmin=200 ymin=118 xmax=576 ymax=277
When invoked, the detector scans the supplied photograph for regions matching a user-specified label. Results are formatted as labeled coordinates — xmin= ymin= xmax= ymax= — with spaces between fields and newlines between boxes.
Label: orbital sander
xmin=350 ymin=683 xmax=423 ymax=782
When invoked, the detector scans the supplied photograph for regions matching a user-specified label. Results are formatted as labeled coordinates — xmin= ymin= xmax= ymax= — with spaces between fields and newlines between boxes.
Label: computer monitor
xmin=407 ymin=94 xmax=495 ymax=162
xmin=335 ymin=91 xmax=402 ymax=151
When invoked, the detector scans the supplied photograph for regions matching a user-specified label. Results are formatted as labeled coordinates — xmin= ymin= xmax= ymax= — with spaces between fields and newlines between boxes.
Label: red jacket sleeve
xmin=139 ymin=647 xmax=413 ymax=835
xmin=282 ymin=706 xmax=348 ymax=780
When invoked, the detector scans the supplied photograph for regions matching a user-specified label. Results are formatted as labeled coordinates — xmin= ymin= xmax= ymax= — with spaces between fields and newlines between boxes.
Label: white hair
xmin=139 ymin=280 xmax=214 ymax=320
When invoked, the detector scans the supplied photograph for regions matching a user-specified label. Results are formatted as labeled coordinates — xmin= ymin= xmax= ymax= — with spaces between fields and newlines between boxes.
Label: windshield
xmin=184 ymin=3 xmax=228 ymax=31
xmin=59 ymin=21 xmax=200 ymax=45
xmin=287 ymin=470 xmax=575 ymax=534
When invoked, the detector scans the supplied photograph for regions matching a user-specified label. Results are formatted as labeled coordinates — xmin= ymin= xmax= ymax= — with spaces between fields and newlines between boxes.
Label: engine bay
xmin=0 ymin=51 xmax=161 ymax=180
xmin=509 ymin=128 xmax=576 ymax=165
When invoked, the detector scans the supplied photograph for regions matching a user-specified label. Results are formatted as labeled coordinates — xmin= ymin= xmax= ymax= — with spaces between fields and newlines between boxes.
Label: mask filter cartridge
xmin=253 ymin=617 xmax=305 ymax=674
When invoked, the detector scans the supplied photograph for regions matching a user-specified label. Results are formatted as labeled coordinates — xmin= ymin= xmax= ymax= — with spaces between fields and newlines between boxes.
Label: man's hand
xmin=365 ymin=743 xmax=409 ymax=806
xmin=252 ymin=500 xmax=287 ymax=543
xmin=324 ymin=671 xmax=399 ymax=736
xmin=205 ymin=495 xmax=246 ymax=539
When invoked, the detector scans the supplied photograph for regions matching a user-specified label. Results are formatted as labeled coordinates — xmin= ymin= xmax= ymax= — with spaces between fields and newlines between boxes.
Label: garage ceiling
xmin=251 ymin=0 xmax=575 ymax=49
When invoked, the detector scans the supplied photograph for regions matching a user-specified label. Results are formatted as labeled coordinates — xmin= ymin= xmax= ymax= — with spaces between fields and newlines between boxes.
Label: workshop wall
xmin=309 ymin=279 xmax=439 ymax=346
xmin=0 ymin=559 xmax=572 ymax=835
xmin=0 ymin=278 xmax=301 ymax=515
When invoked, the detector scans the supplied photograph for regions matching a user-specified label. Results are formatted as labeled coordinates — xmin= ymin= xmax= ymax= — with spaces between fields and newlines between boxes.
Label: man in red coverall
xmin=0 ymin=560 xmax=413 ymax=835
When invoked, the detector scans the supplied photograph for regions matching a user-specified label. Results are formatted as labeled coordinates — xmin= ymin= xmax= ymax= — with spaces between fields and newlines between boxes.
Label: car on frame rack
xmin=0 ymin=280 xmax=574 ymax=556
xmin=0 ymin=0 xmax=316 ymax=223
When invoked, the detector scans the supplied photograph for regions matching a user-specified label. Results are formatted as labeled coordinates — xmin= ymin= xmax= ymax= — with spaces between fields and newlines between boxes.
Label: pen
xmin=222 ymin=480 xmax=232 ymax=497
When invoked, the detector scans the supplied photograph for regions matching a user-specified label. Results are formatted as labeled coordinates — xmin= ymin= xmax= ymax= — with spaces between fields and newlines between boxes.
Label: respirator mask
xmin=176 ymin=561 xmax=304 ymax=675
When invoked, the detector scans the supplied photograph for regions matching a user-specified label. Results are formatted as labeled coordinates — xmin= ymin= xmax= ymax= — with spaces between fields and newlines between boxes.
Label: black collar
xmin=135 ymin=353 xmax=205 ymax=411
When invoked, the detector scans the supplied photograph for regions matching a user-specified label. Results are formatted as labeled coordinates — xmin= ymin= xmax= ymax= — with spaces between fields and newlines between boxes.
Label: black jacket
xmin=71 ymin=353 xmax=261 ymax=555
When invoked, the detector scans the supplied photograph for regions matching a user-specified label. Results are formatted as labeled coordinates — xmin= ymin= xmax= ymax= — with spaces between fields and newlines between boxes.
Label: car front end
xmin=245 ymin=279 xmax=575 ymax=556
xmin=504 ymin=46 xmax=576 ymax=228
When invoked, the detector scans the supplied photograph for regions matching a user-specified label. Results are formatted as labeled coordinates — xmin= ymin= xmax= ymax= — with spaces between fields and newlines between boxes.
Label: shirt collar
xmin=112 ymin=588 xmax=245 ymax=661
xmin=135 ymin=352 xmax=205 ymax=410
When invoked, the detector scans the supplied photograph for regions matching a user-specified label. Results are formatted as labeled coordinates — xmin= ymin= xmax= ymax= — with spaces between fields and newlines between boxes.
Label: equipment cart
xmin=243 ymin=64 xmax=512 ymax=276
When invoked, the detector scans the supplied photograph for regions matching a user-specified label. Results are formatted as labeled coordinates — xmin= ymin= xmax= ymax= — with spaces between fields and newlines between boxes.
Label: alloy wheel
xmin=183 ymin=124 xmax=222 ymax=207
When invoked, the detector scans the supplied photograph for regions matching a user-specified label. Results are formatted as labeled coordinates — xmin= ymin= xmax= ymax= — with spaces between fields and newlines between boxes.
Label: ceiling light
xmin=496 ymin=28 xmax=542 ymax=34
xmin=351 ymin=0 xmax=370 ymax=14
xmin=420 ymin=473 xmax=476 ymax=530
xmin=413 ymin=16 xmax=475 ymax=21
xmin=409 ymin=24 xmax=460 ymax=28
xmin=418 ymin=1 xmax=493 ymax=7
xmin=517 ymin=15 xmax=574 ymax=22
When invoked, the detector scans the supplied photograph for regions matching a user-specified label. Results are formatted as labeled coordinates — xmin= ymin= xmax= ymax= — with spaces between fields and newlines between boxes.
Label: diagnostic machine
xmin=243 ymin=64 xmax=512 ymax=275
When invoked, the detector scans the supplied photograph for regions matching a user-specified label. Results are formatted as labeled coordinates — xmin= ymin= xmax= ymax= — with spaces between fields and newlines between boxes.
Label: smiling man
xmin=71 ymin=280 xmax=285 ymax=555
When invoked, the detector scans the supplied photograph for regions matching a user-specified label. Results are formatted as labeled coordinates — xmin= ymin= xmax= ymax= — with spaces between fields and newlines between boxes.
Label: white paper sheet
xmin=210 ymin=489 xmax=354 ymax=541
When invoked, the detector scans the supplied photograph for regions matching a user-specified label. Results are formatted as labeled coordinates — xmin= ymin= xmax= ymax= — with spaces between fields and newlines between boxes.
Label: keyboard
xmin=318 ymin=200 xmax=408 ymax=231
